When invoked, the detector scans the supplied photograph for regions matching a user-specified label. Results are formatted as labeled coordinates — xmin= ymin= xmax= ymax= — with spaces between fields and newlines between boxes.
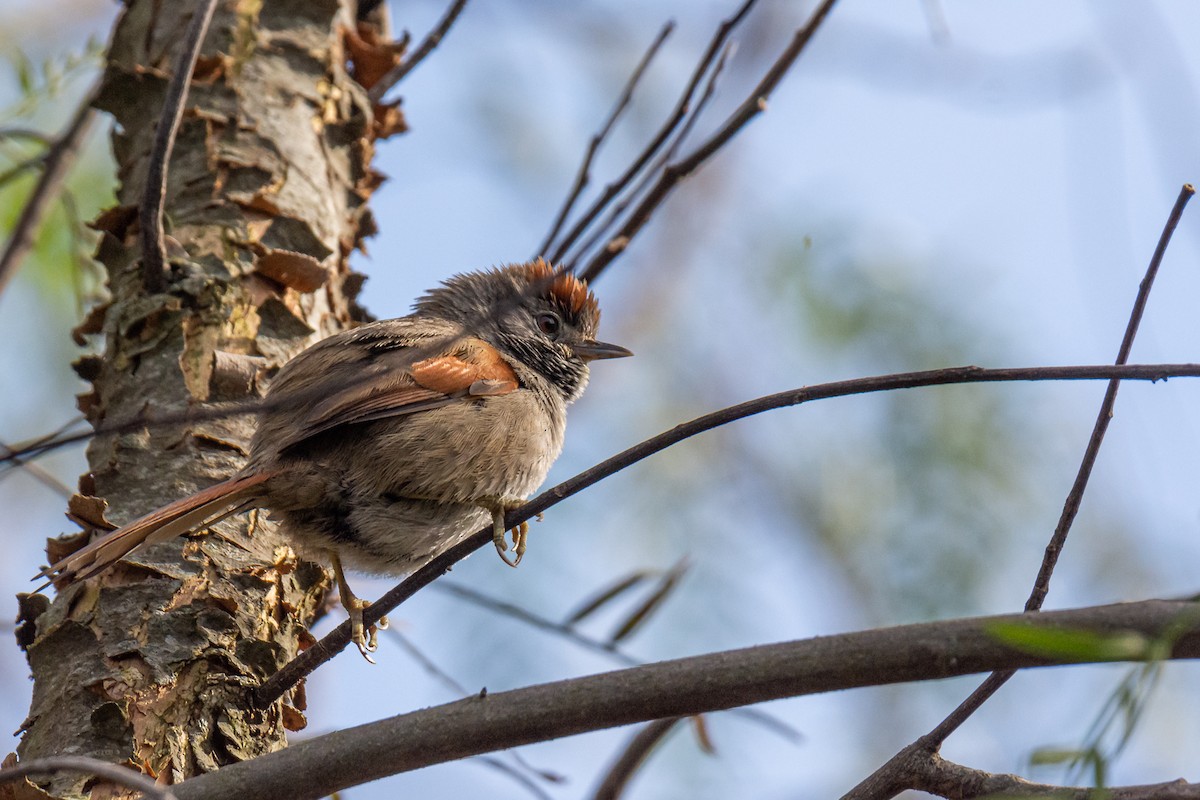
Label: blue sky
xmin=2 ymin=2 xmax=1199 ymax=797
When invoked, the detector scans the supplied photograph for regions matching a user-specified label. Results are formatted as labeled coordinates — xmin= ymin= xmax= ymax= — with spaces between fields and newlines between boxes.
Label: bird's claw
xmin=489 ymin=505 xmax=528 ymax=568
xmin=493 ymin=520 xmax=528 ymax=567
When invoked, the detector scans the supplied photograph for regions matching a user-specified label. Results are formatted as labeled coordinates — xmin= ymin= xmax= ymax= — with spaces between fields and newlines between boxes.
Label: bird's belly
xmin=354 ymin=391 xmax=564 ymax=503
xmin=280 ymin=497 xmax=490 ymax=575
xmin=272 ymin=390 xmax=564 ymax=574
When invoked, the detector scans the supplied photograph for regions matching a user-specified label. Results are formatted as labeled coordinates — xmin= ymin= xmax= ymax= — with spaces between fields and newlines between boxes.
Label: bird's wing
xmin=276 ymin=335 xmax=520 ymax=453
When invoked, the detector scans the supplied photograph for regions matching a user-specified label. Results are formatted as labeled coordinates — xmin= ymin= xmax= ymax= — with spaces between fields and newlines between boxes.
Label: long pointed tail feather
xmin=35 ymin=471 xmax=275 ymax=587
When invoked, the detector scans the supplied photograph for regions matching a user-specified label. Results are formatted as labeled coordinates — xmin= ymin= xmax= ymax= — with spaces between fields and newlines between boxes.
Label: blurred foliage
xmin=745 ymin=226 xmax=1044 ymax=622
xmin=0 ymin=37 xmax=112 ymax=314
xmin=1 ymin=36 xmax=102 ymax=121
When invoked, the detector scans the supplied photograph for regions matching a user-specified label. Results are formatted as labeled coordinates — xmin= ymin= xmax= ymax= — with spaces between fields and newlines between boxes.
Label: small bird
xmin=37 ymin=259 xmax=631 ymax=659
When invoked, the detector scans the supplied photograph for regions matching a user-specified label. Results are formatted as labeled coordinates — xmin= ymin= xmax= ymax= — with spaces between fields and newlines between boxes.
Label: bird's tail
xmin=35 ymin=470 xmax=275 ymax=587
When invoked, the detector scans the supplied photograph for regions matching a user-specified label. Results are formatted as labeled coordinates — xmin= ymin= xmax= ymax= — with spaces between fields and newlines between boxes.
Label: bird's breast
xmin=346 ymin=388 xmax=566 ymax=504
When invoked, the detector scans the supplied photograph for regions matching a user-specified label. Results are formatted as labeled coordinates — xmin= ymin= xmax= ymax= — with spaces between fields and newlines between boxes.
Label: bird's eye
xmin=536 ymin=313 xmax=562 ymax=338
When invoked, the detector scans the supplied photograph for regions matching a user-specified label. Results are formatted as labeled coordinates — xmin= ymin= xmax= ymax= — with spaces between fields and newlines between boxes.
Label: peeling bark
xmin=18 ymin=0 xmax=382 ymax=795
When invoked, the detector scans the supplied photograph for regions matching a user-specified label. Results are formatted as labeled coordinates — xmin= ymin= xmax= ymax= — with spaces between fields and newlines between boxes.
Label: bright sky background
xmin=1 ymin=1 xmax=1199 ymax=798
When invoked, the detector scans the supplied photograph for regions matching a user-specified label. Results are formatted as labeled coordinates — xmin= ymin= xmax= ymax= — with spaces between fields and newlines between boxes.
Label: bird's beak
xmin=571 ymin=339 xmax=633 ymax=361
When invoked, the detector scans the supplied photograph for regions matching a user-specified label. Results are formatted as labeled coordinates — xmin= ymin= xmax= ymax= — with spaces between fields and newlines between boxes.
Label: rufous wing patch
xmin=410 ymin=338 xmax=519 ymax=396
xmin=280 ymin=338 xmax=518 ymax=453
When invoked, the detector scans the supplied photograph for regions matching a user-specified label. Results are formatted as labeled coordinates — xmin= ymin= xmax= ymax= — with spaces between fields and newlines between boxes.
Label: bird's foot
xmin=330 ymin=552 xmax=387 ymax=663
xmin=482 ymin=499 xmax=529 ymax=567
xmin=344 ymin=596 xmax=389 ymax=663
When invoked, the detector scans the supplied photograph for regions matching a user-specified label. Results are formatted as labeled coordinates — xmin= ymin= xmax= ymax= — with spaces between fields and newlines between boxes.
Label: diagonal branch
xmin=578 ymin=0 xmax=838 ymax=283
xmin=0 ymin=83 xmax=97 ymax=298
xmin=841 ymin=183 xmax=1196 ymax=800
xmin=546 ymin=0 xmax=761 ymax=265
xmin=563 ymin=37 xmax=734 ymax=271
xmin=0 ymin=756 xmax=176 ymax=800
xmin=536 ymin=21 xmax=675 ymax=258
xmin=193 ymin=599 xmax=1200 ymax=800
xmin=139 ymin=0 xmax=219 ymax=293
xmin=590 ymin=718 xmax=683 ymax=800
xmin=367 ymin=0 xmax=469 ymax=103
xmin=252 ymin=361 xmax=1200 ymax=705
xmin=912 ymin=754 xmax=1200 ymax=800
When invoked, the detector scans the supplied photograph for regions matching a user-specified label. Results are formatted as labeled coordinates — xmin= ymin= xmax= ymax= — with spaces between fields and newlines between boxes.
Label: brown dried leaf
xmin=563 ymin=570 xmax=653 ymax=626
xmin=255 ymin=250 xmax=329 ymax=293
xmin=608 ymin=558 xmax=690 ymax=645
xmin=689 ymin=715 xmax=717 ymax=755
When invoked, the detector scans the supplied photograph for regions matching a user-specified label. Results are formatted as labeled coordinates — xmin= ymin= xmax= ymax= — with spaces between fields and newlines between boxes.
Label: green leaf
xmin=988 ymin=623 xmax=1151 ymax=662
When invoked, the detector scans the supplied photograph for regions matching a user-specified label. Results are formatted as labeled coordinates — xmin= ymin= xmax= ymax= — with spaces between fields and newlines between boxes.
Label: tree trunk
xmin=17 ymin=0 xmax=380 ymax=793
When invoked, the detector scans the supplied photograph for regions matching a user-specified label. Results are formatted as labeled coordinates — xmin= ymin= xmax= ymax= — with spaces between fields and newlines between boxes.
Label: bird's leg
xmin=329 ymin=552 xmax=388 ymax=663
xmin=479 ymin=498 xmax=529 ymax=568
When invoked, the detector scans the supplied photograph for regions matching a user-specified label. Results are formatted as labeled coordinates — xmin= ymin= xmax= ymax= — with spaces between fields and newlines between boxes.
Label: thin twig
xmin=387 ymin=628 xmax=471 ymax=694
xmin=579 ymin=0 xmax=838 ymax=283
xmin=0 ymin=83 xmax=96 ymax=298
xmin=591 ymin=718 xmax=683 ymax=800
xmin=436 ymin=580 xmax=639 ymax=665
xmin=434 ymin=579 xmax=802 ymax=743
xmin=0 ymin=153 xmax=46 ymax=191
xmin=914 ymin=754 xmax=1200 ymax=800
xmin=139 ymin=0 xmax=219 ymax=294
xmin=0 ymin=756 xmax=176 ymax=800
xmin=367 ymin=0 xmax=469 ymax=103
xmin=0 ymin=127 xmax=53 ymax=145
xmin=251 ymin=360 xmax=1200 ymax=705
xmin=7 ymin=364 xmax=1200 ymax=476
xmin=0 ymin=440 xmax=71 ymax=496
xmin=1026 ymin=183 xmax=1195 ymax=613
xmin=564 ymin=38 xmax=734 ymax=271
xmin=474 ymin=757 xmax=557 ymax=800
xmin=536 ymin=21 xmax=675 ymax=258
xmin=841 ymin=184 xmax=1196 ymax=800
xmin=388 ymin=629 xmax=565 ymax=794
xmin=548 ymin=0 xmax=760 ymax=265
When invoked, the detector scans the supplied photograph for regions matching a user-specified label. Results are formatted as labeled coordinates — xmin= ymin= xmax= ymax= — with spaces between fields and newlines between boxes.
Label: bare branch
xmin=0 ymin=439 xmax=71 ymax=496
xmin=547 ymin=0 xmax=760 ymax=264
xmin=579 ymin=0 xmax=838 ymax=283
xmin=536 ymin=21 xmax=675 ymax=258
xmin=253 ymin=361 xmax=1200 ymax=705
xmin=841 ymin=183 xmax=1196 ymax=799
xmin=192 ymin=599 xmax=1200 ymax=800
xmin=367 ymin=0 xmax=469 ymax=103
xmin=0 ymin=83 xmax=96 ymax=298
xmin=590 ymin=718 xmax=683 ymax=800
xmin=912 ymin=754 xmax=1200 ymax=800
xmin=139 ymin=0 xmax=219 ymax=293
xmin=1025 ymin=183 xmax=1194 ymax=613
xmin=0 ymin=756 xmax=177 ymax=800
xmin=564 ymin=38 xmax=734 ymax=270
